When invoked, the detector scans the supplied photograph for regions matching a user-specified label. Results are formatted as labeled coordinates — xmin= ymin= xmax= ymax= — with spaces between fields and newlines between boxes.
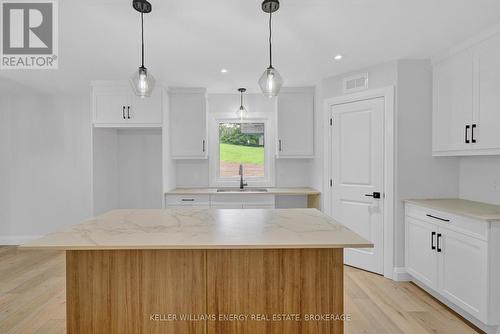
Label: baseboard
xmin=393 ymin=267 xmax=411 ymax=281
xmin=0 ymin=235 xmax=42 ymax=245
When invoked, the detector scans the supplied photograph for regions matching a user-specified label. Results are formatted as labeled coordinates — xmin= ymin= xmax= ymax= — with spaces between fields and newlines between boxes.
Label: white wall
xmin=396 ymin=60 xmax=460 ymax=267
xmin=319 ymin=60 xmax=460 ymax=269
xmin=0 ymin=78 xmax=92 ymax=244
xmin=459 ymin=156 xmax=500 ymax=205
xmin=174 ymin=92 xmax=313 ymax=188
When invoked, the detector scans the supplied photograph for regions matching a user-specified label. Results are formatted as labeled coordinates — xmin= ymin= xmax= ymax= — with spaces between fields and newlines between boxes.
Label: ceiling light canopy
xmin=130 ymin=0 xmax=155 ymax=98
xmin=258 ymin=0 xmax=283 ymax=98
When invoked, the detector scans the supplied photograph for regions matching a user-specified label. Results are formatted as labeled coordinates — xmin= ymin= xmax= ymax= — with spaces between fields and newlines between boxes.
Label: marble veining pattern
xmin=22 ymin=208 xmax=372 ymax=250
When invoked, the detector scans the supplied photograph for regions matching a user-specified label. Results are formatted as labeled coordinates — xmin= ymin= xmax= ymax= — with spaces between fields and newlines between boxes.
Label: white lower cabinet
xmin=437 ymin=228 xmax=488 ymax=321
xmin=405 ymin=203 xmax=497 ymax=327
xmin=405 ymin=217 xmax=439 ymax=289
xmin=165 ymin=194 xmax=275 ymax=209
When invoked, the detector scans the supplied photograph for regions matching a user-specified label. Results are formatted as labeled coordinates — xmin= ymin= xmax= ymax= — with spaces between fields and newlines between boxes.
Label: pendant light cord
xmin=141 ymin=12 xmax=145 ymax=68
xmin=240 ymin=91 xmax=243 ymax=107
xmin=268 ymin=10 xmax=273 ymax=68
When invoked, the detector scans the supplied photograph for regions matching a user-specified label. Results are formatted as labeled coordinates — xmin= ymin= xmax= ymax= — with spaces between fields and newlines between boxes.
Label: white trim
xmin=208 ymin=112 xmax=276 ymax=188
xmin=393 ymin=267 xmax=411 ymax=282
xmin=433 ymin=148 xmax=500 ymax=156
xmin=0 ymin=235 xmax=42 ymax=245
xmin=323 ymin=86 xmax=395 ymax=280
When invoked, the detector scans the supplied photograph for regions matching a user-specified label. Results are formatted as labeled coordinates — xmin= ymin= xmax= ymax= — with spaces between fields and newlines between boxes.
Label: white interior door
xmin=331 ymin=97 xmax=384 ymax=274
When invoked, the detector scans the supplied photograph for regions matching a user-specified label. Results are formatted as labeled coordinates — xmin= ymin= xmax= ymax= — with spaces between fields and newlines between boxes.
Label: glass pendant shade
xmin=130 ymin=66 xmax=155 ymax=98
xmin=258 ymin=66 xmax=283 ymax=98
xmin=237 ymin=105 xmax=247 ymax=119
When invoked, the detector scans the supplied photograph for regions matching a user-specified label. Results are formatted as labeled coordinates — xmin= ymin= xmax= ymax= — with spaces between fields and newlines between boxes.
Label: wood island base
xmin=66 ymin=248 xmax=344 ymax=334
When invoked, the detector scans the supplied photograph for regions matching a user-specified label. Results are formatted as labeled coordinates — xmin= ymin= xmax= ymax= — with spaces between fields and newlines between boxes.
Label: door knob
xmin=365 ymin=192 xmax=381 ymax=199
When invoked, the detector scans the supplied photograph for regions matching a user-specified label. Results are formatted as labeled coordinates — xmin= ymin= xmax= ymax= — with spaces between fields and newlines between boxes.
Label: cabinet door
xmin=94 ymin=93 xmax=129 ymax=125
xmin=130 ymin=89 xmax=162 ymax=124
xmin=433 ymin=50 xmax=474 ymax=152
xmin=437 ymin=227 xmax=488 ymax=322
xmin=475 ymin=33 xmax=500 ymax=150
xmin=170 ymin=92 xmax=207 ymax=158
xmin=277 ymin=91 xmax=314 ymax=157
xmin=405 ymin=217 xmax=438 ymax=289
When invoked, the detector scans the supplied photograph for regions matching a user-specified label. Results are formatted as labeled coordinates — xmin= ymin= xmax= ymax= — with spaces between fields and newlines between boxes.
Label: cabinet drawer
xmin=166 ymin=195 xmax=210 ymax=206
xmin=406 ymin=204 xmax=487 ymax=240
xmin=210 ymin=194 xmax=275 ymax=207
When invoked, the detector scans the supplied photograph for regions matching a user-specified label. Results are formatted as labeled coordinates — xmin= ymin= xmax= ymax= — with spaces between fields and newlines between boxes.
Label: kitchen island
xmin=22 ymin=208 xmax=372 ymax=334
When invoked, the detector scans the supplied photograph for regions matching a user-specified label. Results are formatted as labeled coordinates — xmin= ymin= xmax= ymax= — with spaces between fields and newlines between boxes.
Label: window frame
xmin=208 ymin=112 xmax=275 ymax=188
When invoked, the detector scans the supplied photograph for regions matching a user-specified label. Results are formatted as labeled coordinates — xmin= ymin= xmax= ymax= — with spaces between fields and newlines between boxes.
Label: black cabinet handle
xmin=278 ymin=139 xmax=282 ymax=152
xmin=127 ymin=106 xmax=131 ymax=119
xmin=122 ymin=106 xmax=126 ymax=119
xmin=181 ymin=198 xmax=195 ymax=202
xmin=465 ymin=125 xmax=470 ymax=144
xmin=202 ymin=140 xmax=206 ymax=152
xmin=426 ymin=214 xmax=450 ymax=222
xmin=436 ymin=233 xmax=442 ymax=252
xmin=471 ymin=124 xmax=476 ymax=143
xmin=431 ymin=231 xmax=436 ymax=250
xmin=365 ymin=192 xmax=381 ymax=199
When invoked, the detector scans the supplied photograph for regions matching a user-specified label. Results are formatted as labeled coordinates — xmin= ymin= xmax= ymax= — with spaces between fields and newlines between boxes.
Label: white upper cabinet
xmin=276 ymin=87 xmax=314 ymax=158
xmin=475 ymin=34 xmax=500 ymax=150
xmin=433 ymin=30 xmax=500 ymax=155
xmin=169 ymin=88 xmax=208 ymax=159
xmin=433 ymin=50 xmax=473 ymax=153
xmin=92 ymin=81 xmax=162 ymax=127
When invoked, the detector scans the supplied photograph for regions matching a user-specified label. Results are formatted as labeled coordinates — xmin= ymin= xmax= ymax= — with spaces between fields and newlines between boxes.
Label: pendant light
xmin=258 ymin=0 xmax=283 ymax=98
xmin=236 ymin=88 xmax=247 ymax=120
xmin=130 ymin=0 xmax=155 ymax=98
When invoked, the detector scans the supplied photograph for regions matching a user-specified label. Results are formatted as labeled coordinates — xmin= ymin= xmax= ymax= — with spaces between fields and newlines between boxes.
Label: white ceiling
xmin=2 ymin=0 xmax=500 ymax=94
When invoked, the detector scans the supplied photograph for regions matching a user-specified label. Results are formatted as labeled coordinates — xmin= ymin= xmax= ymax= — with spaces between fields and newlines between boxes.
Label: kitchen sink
xmin=216 ymin=188 xmax=268 ymax=193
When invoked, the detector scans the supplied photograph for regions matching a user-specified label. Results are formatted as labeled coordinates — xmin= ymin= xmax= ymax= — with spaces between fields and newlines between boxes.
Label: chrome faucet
xmin=239 ymin=164 xmax=248 ymax=190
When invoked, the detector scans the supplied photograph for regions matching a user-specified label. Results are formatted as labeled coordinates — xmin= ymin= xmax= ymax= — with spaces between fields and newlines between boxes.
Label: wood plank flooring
xmin=0 ymin=246 xmax=482 ymax=334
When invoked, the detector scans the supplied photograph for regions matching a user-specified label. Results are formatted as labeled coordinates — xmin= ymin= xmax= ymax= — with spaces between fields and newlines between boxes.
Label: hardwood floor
xmin=0 ymin=246 xmax=481 ymax=334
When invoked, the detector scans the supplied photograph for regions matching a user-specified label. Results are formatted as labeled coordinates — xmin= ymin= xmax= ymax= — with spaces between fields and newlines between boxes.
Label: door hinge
xmin=330 ymin=179 xmax=333 ymax=187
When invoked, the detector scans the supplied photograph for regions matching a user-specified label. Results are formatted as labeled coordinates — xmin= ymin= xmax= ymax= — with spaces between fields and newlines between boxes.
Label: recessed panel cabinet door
xmin=130 ymin=90 xmax=162 ymax=124
xmin=475 ymin=34 xmax=500 ymax=150
xmin=405 ymin=217 xmax=438 ymax=290
xmin=94 ymin=93 xmax=129 ymax=124
xmin=169 ymin=92 xmax=207 ymax=158
xmin=277 ymin=91 xmax=314 ymax=157
xmin=438 ymin=227 xmax=488 ymax=323
xmin=433 ymin=50 xmax=474 ymax=152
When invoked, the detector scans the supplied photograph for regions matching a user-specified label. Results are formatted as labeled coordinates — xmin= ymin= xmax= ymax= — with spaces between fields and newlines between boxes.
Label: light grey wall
xmin=0 ymin=78 xmax=92 ymax=243
xmin=459 ymin=156 xmax=500 ymax=205
xmin=396 ymin=59 xmax=460 ymax=267
xmin=319 ymin=60 xmax=461 ymax=269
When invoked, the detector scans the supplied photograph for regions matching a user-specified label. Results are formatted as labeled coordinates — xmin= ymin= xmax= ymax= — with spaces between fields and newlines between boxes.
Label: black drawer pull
xmin=426 ymin=214 xmax=450 ymax=222
xmin=437 ymin=233 xmax=442 ymax=252
xmin=471 ymin=124 xmax=477 ymax=143
xmin=465 ymin=125 xmax=470 ymax=144
xmin=181 ymin=198 xmax=195 ymax=202
xmin=431 ymin=231 xmax=436 ymax=250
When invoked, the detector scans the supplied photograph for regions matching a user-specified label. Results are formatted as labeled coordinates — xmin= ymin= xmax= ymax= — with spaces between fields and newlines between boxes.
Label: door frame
xmin=323 ymin=86 xmax=395 ymax=279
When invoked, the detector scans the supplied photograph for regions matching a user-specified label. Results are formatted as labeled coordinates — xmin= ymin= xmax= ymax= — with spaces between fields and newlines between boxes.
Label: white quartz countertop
xmin=21 ymin=208 xmax=372 ymax=250
xmin=166 ymin=187 xmax=320 ymax=195
xmin=405 ymin=199 xmax=500 ymax=222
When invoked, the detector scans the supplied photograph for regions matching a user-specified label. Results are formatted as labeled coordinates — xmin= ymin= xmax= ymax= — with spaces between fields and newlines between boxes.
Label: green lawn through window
xmin=220 ymin=143 xmax=264 ymax=165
